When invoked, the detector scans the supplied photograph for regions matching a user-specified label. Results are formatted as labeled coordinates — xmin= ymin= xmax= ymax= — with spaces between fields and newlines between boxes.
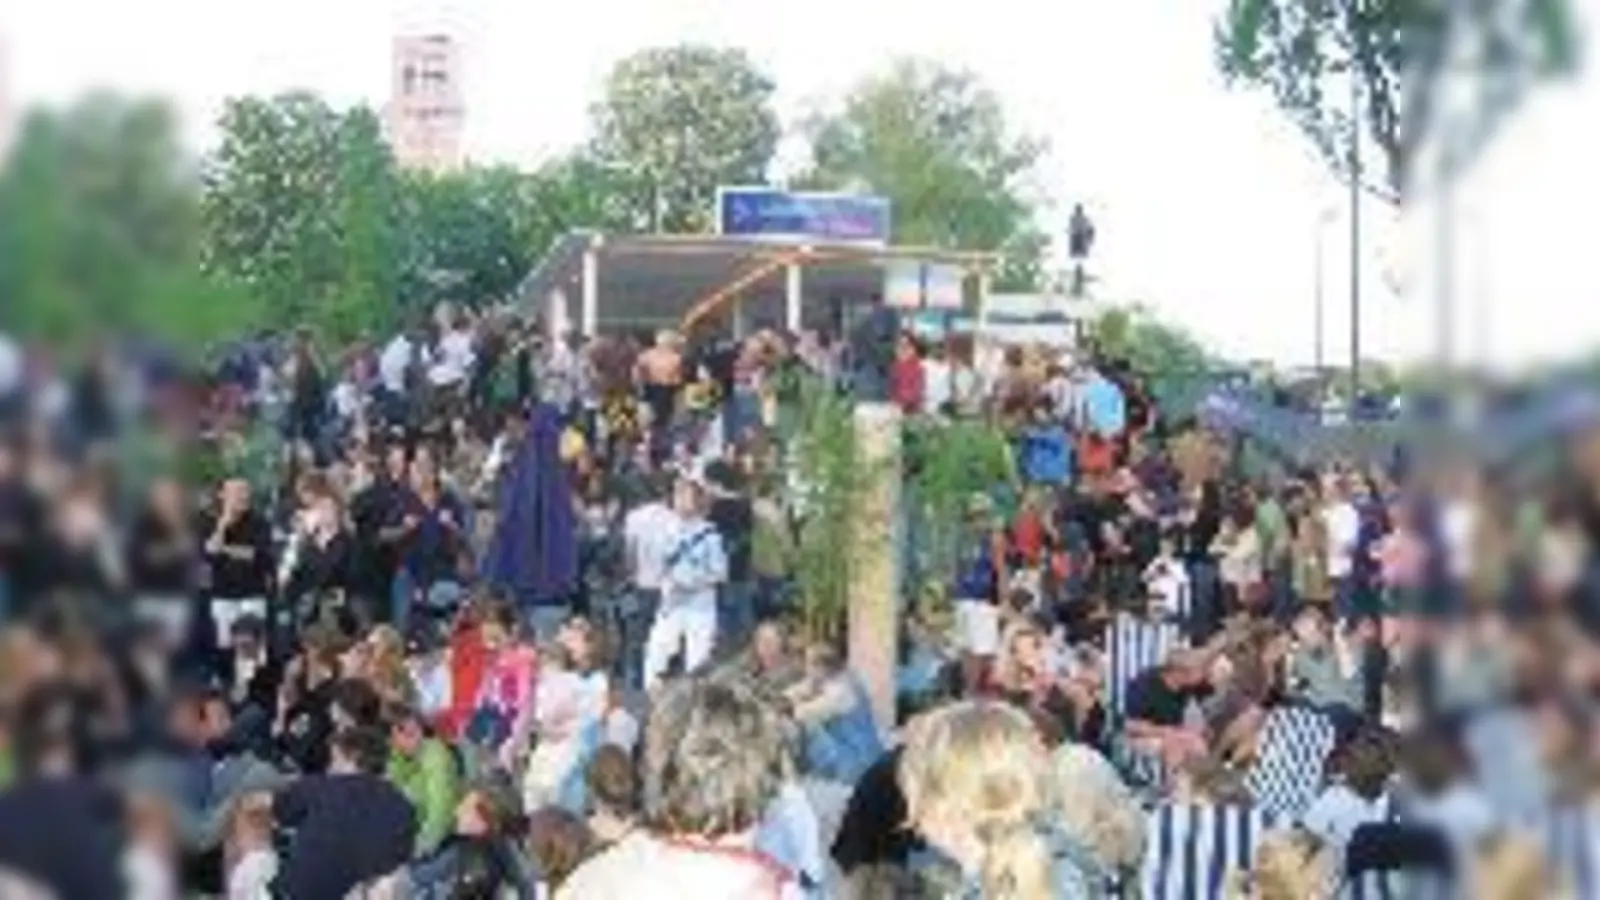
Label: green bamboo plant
xmin=785 ymin=377 xmax=881 ymax=643
xmin=902 ymin=416 xmax=1016 ymax=596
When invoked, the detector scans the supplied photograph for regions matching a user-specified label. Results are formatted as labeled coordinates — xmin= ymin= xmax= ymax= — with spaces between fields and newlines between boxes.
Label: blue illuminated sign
xmin=716 ymin=187 xmax=891 ymax=244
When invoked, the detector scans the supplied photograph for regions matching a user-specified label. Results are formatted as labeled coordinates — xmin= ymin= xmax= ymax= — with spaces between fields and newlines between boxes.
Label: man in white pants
xmin=643 ymin=478 xmax=728 ymax=693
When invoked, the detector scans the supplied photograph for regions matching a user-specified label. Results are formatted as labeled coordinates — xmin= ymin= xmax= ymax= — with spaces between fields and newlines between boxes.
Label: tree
xmin=590 ymin=45 xmax=781 ymax=233
xmin=401 ymin=165 xmax=535 ymax=310
xmin=1086 ymin=304 xmax=1217 ymax=410
xmin=800 ymin=59 xmax=1051 ymax=291
xmin=1215 ymin=0 xmax=1577 ymax=199
xmin=202 ymin=92 xmax=404 ymax=342
xmin=0 ymin=93 xmax=264 ymax=346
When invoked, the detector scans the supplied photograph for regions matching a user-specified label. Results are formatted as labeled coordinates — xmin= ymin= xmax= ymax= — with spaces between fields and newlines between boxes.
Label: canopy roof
xmin=517 ymin=230 xmax=998 ymax=336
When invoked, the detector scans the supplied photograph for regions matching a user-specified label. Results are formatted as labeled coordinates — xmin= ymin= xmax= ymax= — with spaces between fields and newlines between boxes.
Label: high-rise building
xmin=385 ymin=34 xmax=465 ymax=172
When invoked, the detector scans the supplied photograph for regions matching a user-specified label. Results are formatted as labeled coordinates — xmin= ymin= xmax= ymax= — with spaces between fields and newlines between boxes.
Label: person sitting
xmin=784 ymin=640 xmax=884 ymax=786
xmin=898 ymin=701 xmax=1108 ymax=899
xmin=385 ymin=703 xmax=463 ymax=858
xmin=557 ymin=676 xmax=801 ymax=899
xmin=583 ymin=745 xmax=639 ymax=849
xmin=272 ymin=726 xmax=418 ymax=899
xmin=222 ymin=791 xmax=278 ymax=900
xmin=525 ymin=807 xmax=598 ymax=897
xmin=0 ymin=689 xmax=125 ymax=900
xmin=1123 ymin=648 xmax=1215 ymax=771
xmin=463 ymin=599 xmax=537 ymax=773
xmin=405 ymin=774 xmax=538 ymax=899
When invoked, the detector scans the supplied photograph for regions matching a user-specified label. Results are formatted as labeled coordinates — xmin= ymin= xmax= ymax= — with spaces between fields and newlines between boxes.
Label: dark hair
xmin=10 ymin=685 xmax=84 ymax=777
xmin=230 ymin=613 xmax=267 ymax=644
xmin=1331 ymin=726 xmax=1397 ymax=801
xmin=526 ymin=807 xmax=596 ymax=889
xmin=331 ymin=725 xmax=390 ymax=775
xmin=330 ymin=678 xmax=384 ymax=728
xmin=586 ymin=745 xmax=639 ymax=818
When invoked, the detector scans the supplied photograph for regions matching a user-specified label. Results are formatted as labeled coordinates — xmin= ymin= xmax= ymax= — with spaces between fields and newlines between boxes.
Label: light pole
xmin=1313 ymin=208 xmax=1338 ymax=380
xmin=1347 ymin=59 xmax=1364 ymax=411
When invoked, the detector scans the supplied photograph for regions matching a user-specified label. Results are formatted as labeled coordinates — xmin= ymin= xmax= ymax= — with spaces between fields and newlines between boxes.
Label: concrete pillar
xmin=785 ymin=262 xmax=803 ymax=333
xmin=848 ymin=402 xmax=903 ymax=734
xmin=580 ymin=246 xmax=599 ymax=337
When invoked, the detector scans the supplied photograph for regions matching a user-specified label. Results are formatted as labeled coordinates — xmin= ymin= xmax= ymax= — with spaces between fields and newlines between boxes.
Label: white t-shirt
xmin=557 ymin=831 xmax=804 ymax=900
xmin=429 ymin=329 xmax=477 ymax=386
xmin=1323 ymin=501 xmax=1361 ymax=579
xmin=0 ymin=334 xmax=21 ymax=396
xmin=921 ymin=358 xmax=952 ymax=413
xmin=378 ymin=336 xmax=414 ymax=393
xmin=605 ymin=707 xmax=641 ymax=754
xmin=1439 ymin=500 xmax=1475 ymax=581
xmin=1145 ymin=558 xmax=1192 ymax=618
xmin=226 ymin=848 xmax=279 ymax=899
xmin=624 ymin=501 xmax=680 ymax=591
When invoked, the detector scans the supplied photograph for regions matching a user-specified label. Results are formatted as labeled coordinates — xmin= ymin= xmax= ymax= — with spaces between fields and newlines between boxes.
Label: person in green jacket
xmin=387 ymin=705 xmax=463 ymax=857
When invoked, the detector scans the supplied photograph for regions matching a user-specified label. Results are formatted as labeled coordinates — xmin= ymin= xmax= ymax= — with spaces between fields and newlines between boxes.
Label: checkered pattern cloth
xmin=1138 ymin=802 xmax=1276 ymax=900
xmin=1245 ymin=705 xmax=1337 ymax=822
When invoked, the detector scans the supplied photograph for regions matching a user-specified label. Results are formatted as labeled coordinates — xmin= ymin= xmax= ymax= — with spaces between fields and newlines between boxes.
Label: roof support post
xmin=785 ymin=259 xmax=804 ymax=333
xmin=580 ymin=237 xmax=600 ymax=337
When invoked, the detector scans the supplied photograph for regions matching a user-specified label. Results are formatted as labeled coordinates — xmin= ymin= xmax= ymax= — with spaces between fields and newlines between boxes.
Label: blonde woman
xmin=557 ymin=676 xmax=800 ymax=899
xmin=1222 ymin=828 xmax=1334 ymax=900
xmin=1472 ymin=835 xmax=1571 ymax=900
xmin=358 ymin=625 xmax=417 ymax=707
xmin=899 ymin=701 xmax=1107 ymax=899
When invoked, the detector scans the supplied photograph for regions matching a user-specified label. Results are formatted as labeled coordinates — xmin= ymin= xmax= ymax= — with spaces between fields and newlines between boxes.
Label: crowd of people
xmin=0 ymin=306 xmax=1595 ymax=899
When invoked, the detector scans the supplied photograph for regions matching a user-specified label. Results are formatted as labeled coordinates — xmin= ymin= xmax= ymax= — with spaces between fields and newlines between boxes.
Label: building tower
xmin=385 ymin=34 xmax=464 ymax=172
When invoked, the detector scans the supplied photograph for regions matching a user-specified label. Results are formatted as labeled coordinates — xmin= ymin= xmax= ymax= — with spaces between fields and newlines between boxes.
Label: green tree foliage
xmin=1215 ymin=0 xmax=1578 ymax=199
xmin=591 ymin=45 xmax=781 ymax=233
xmin=401 ymin=165 xmax=538 ymax=309
xmin=1087 ymin=305 xmax=1218 ymax=410
xmin=904 ymin=418 xmax=1015 ymax=592
xmin=202 ymin=92 xmax=404 ymax=343
xmin=0 ymin=93 xmax=264 ymax=347
xmin=800 ymin=59 xmax=1051 ymax=291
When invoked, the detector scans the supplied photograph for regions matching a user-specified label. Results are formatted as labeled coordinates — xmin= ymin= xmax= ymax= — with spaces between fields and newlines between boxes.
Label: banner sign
xmin=924 ymin=264 xmax=964 ymax=310
xmin=884 ymin=261 xmax=924 ymax=309
xmin=717 ymin=187 xmax=891 ymax=245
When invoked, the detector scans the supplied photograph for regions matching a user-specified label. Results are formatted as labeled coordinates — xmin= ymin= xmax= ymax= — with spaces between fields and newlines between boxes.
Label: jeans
xmin=619 ymin=587 xmax=661 ymax=691
xmin=718 ymin=580 xmax=757 ymax=655
xmin=520 ymin=602 xmax=572 ymax=643
xmin=1185 ymin=560 xmax=1220 ymax=643
xmin=392 ymin=573 xmax=464 ymax=632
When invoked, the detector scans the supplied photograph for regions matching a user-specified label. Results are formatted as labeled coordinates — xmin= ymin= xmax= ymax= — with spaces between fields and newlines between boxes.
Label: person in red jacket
xmin=888 ymin=333 xmax=925 ymax=414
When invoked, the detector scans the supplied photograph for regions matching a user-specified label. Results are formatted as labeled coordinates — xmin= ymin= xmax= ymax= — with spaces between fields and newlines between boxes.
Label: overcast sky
xmin=4 ymin=0 xmax=1598 ymax=370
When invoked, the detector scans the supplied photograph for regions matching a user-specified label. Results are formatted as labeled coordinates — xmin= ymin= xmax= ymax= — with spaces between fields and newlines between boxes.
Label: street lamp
xmin=1313 ymin=207 xmax=1338 ymax=407
xmin=1067 ymin=203 xmax=1096 ymax=298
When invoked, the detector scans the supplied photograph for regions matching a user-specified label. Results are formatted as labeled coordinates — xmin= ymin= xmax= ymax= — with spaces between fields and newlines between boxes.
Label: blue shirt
xmin=1083 ymin=374 xmax=1126 ymax=437
xmin=1020 ymin=425 xmax=1072 ymax=484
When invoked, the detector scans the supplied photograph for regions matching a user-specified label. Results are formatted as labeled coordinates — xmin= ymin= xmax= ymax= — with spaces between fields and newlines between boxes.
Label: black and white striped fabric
xmin=1138 ymin=802 xmax=1275 ymax=900
xmin=1245 ymin=705 xmax=1337 ymax=822
xmin=1104 ymin=614 xmax=1187 ymax=719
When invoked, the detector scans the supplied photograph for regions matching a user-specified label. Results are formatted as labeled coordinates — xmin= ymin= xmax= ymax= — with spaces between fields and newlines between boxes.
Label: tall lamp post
xmin=1347 ymin=63 xmax=1364 ymax=412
